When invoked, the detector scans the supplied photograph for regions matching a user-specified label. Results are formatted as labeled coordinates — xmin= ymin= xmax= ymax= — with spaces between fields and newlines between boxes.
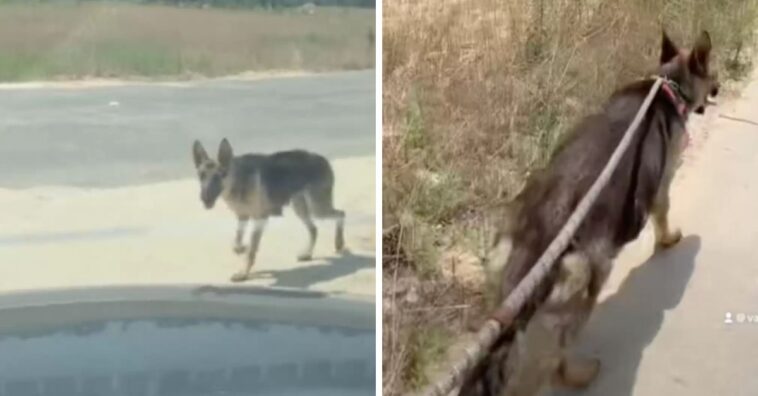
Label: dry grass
xmin=382 ymin=244 xmax=487 ymax=394
xmin=0 ymin=2 xmax=374 ymax=81
xmin=382 ymin=0 xmax=758 ymax=394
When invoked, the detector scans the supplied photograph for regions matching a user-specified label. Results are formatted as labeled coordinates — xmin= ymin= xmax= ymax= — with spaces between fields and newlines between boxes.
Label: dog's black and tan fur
xmin=193 ymin=139 xmax=346 ymax=282
xmin=458 ymin=31 xmax=719 ymax=396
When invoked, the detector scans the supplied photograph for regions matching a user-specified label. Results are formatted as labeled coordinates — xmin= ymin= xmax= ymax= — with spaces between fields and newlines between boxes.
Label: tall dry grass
xmin=0 ymin=2 xmax=374 ymax=81
xmin=383 ymin=0 xmax=758 ymax=394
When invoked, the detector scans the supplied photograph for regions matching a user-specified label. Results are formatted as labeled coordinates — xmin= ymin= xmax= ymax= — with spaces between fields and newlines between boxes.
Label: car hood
xmin=0 ymin=285 xmax=375 ymax=396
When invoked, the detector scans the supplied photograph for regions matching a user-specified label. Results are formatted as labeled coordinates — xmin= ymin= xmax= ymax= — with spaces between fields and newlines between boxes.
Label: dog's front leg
xmin=653 ymin=143 xmax=684 ymax=251
xmin=233 ymin=215 xmax=249 ymax=254
xmin=652 ymin=190 xmax=682 ymax=251
xmin=231 ymin=218 xmax=267 ymax=282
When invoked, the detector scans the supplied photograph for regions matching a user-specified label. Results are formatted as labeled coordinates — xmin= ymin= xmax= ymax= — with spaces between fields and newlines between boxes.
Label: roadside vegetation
xmin=0 ymin=2 xmax=374 ymax=81
xmin=382 ymin=0 xmax=758 ymax=394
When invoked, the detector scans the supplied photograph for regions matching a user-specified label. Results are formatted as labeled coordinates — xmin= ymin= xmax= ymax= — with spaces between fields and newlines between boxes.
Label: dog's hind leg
xmin=292 ymin=194 xmax=317 ymax=261
xmin=555 ymin=354 xmax=601 ymax=389
xmin=307 ymin=183 xmax=346 ymax=254
xmin=501 ymin=314 xmax=563 ymax=396
xmin=231 ymin=217 xmax=267 ymax=283
xmin=552 ymin=251 xmax=607 ymax=391
xmin=501 ymin=252 xmax=594 ymax=396
xmin=233 ymin=215 xmax=249 ymax=255
xmin=335 ymin=214 xmax=345 ymax=254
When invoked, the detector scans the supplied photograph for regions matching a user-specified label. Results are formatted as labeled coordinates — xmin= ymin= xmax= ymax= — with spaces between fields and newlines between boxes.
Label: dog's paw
xmin=558 ymin=356 xmax=600 ymax=389
xmin=336 ymin=246 xmax=351 ymax=256
xmin=656 ymin=229 xmax=683 ymax=250
xmin=233 ymin=245 xmax=247 ymax=255
xmin=230 ymin=271 xmax=250 ymax=283
xmin=297 ymin=253 xmax=313 ymax=262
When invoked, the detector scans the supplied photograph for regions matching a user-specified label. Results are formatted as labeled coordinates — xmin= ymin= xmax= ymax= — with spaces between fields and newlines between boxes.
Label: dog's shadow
xmin=250 ymin=252 xmax=375 ymax=290
xmin=553 ymin=235 xmax=700 ymax=396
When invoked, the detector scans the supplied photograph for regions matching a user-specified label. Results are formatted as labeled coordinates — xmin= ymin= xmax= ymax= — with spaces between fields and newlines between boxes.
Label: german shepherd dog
xmin=458 ymin=31 xmax=719 ymax=396
xmin=192 ymin=139 xmax=346 ymax=282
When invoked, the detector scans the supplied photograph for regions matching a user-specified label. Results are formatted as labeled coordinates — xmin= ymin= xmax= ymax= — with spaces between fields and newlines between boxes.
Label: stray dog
xmin=458 ymin=31 xmax=719 ymax=396
xmin=192 ymin=138 xmax=346 ymax=282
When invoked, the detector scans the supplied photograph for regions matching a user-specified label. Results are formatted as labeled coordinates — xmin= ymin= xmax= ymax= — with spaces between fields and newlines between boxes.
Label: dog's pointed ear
xmin=218 ymin=138 xmax=233 ymax=168
xmin=660 ymin=30 xmax=679 ymax=64
xmin=689 ymin=30 xmax=712 ymax=76
xmin=193 ymin=140 xmax=209 ymax=169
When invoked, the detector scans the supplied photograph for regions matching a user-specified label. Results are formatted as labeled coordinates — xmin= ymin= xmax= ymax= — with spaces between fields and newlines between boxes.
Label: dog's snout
xmin=201 ymin=191 xmax=214 ymax=209
xmin=705 ymin=82 xmax=719 ymax=108
xmin=200 ymin=174 xmax=223 ymax=209
xmin=710 ymin=82 xmax=720 ymax=97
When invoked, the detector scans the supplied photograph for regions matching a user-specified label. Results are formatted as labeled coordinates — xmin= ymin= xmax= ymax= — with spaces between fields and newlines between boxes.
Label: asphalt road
xmin=0 ymin=70 xmax=374 ymax=188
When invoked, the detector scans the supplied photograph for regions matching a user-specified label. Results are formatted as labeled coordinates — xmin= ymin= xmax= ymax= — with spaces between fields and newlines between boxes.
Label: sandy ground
xmin=0 ymin=156 xmax=375 ymax=296
xmin=549 ymin=70 xmax=758 ymax=394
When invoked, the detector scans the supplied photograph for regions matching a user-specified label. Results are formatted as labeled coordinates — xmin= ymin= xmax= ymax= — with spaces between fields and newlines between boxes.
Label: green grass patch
xmin=0 ymin=2 xmax=374 ymax=81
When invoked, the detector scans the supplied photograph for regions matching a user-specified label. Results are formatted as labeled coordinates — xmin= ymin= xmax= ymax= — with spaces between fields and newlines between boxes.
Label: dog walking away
xmin=192 ymin=138 xmax=346 ymax=282
xmin=458 ymin=30 xmax=719 ymax=396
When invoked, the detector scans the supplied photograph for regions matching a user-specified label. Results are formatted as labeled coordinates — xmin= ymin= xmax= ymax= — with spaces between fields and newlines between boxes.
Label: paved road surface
xmin=0 ymin=71 xmax=374 ymax=188
xmin=0 ymin=71 xmax=376 ymax=298
xmin=554 ymin=69 xmax=758 ymax=395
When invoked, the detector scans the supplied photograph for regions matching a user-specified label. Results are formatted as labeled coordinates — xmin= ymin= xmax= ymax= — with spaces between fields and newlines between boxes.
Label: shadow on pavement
xmin=253 ymin=252 xmax=375 ymax=290
xmin=554 ymin=235 xmax=701 ymax=396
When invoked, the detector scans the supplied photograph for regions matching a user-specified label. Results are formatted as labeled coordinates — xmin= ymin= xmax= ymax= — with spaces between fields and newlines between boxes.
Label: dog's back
xmin=227 ymin=150 xmax=334 ymax=213
xmin=511 ymin=80 xmax=677 ymax=260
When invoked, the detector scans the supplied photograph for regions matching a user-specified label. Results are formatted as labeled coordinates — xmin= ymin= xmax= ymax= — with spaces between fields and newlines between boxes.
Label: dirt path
xmin=552 ymin=69 xmax=758 ymax=395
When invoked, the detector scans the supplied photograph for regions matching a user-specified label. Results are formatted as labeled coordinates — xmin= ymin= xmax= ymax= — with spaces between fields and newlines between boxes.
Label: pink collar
xmin=660 ymin=80 xmax=688 ymax=118
xmin=660 ymin=79 xmax=691 ymax=148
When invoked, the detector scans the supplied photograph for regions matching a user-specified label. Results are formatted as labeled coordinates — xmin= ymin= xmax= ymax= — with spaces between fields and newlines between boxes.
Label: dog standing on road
xmin=458 ymin=30 xmax=719 ymax=396
xmin=192 ymin=138 xmax=346 ymax=282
